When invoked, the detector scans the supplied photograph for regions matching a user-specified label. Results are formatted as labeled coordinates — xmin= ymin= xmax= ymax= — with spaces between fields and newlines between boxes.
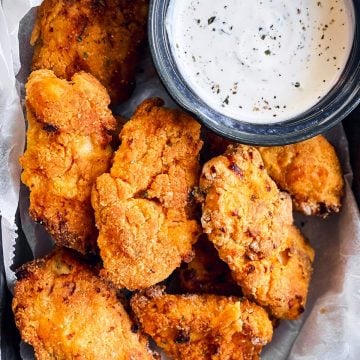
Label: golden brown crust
xmin=175 ymin=235 xmax=243 ymax=296
xmin=131 ymin=287 xmax=273 ymax=360
xmin=12 ymin=249 xmax=156 ymax=360
xmin=201 ymin=131 xmax=344 ymax=217
xmin=92 ymin=98 xmax=203 ymax=290
xmin=20 ymin=70 xmax=116 ymax=254
xmin=200 ymin=145 xmax=314 ymax=319
xmin=240 ymin=225 xmax=314 ymax=319
xmin=31 ymin=0 xmax=148 ymax=103
xmin=200 ymin=145 xmax=293 ymax=261
xmin=258 ymin=135 xmax=344 ymax=216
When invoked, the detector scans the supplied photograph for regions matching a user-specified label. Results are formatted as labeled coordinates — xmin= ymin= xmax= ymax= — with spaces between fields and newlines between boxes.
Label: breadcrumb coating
xmin=31 ymin=0 xmax=148 ymax=103
xmin=258 ymin=135 xmax=344 ymax=216
xmin=240 ymin=225 xmax=314 ymax=319
xmin=20 ymin=70 xmax=116 ymax=254
xmin=200 ymin=145 xmax=293 ymax=261
xmin=201 ymin=131 xmax=343 ymax=217
xmin=92 ymin=98 xmax=203 ymax=290
xmin=12 ymin=249 xmax=156 ymax=360
xmin=200 ymin=145 xmax=314 ymax=319
xmin=131 ymin=286 xmax=273 ymax=360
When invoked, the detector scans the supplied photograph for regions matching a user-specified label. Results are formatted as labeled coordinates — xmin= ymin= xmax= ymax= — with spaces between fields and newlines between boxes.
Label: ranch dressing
xmin=166 ymin=0 xmax=355 ymax=123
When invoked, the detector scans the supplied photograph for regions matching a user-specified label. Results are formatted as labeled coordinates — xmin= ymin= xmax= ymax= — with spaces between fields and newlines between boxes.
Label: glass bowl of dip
xmin=149 ymin=0 xmax=360 ymax=145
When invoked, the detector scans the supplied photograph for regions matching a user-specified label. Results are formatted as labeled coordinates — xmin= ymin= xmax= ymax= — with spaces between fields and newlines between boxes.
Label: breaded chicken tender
xmin=240 ymin=225 xmax=314 ymax=319
xmin=258 ymin=135 xmax=344 ymax=216
xmin=201 ymin=145 xmax=293 ymax=260
xmin=131 ymin=286 xmax=273 ymax=360
xmin=12 ymin=249 xmax=156 ymax=360
xmin=31 ymin=0 xmax=148 ymax=103
xmin=175 ymin=235 xmax=242 ymax=296
xmin=92 ymin=98 xmax=203 ymax=290
xmin=200 ymin=145 xmax=314 ymax=319
xmin=20 ymin=70 xmax=116 ymax=254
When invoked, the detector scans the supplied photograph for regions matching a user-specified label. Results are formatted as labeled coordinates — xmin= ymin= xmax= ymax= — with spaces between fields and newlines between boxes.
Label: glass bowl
xmin=148 ymin=0 xmax=360 ymax=146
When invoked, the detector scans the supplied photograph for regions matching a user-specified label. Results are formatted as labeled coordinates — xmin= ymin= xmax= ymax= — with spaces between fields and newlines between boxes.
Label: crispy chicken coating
xmin=200 ymin=145 xmax=314 ymax=319
xmin=31 ymin=0 xmax=148 ymax=103
xmin=201 ymin=131 xmax=343 ymax=217
xmin=258 ymin=135 xmax=344 ymax=216
xmin=175 ymin=235 xmax=242 ymax=296
xmin=131 ymin=287 xmax=273 ymax=360
xmin=240 ymin=225 xmax=314 ymax=319
xmin=20 ymin=70 xmax=116 ymax=254
xmin=92 ymin=98 xmax=203 ymax=290
xmin=200 ymin=145 xmax=293 ymax=260
xmin=12 ymin=249 xmax=156 ymax=360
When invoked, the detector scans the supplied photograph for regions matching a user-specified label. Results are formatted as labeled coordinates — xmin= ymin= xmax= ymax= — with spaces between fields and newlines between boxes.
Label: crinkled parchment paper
xmin=1 ymin=1 xmax=360 ymax=359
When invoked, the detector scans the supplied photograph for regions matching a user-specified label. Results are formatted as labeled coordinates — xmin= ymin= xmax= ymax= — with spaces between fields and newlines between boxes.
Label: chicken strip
xmin=92 ymin=98 xmax=203 ymax=290
xmin=200 ymin=145 xmax=314 ymax=319
xmin=175 ymin=235 xmax=242 ymax=296
xmin=12 ymin=249 xmax=156 ymax=360
xmin=31 ymin=0 xmax=148 ymax=103
xmin=201 ymin=145 xmax=293 ymax=260
xmin=240 ymin=225 xmax=314 ymax=319
xmin=131 ymin=286 xmax=273 ymax=360
xmin=20 ymin=70 xmax=116 ymax=254
xmin=258 ymin=135 xmax=344 ymax=216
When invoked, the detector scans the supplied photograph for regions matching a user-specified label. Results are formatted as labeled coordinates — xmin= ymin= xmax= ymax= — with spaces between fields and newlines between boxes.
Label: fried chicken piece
xmin=31 ymin=0 xmax=148 ymax=103
xmin=92 ymin=98 xmax=203 ymax=290
xmin=175 ymin=235 xmax=242 ymax=296
xmin=258 ymin=135 xmax=344 ymax=216
xmin=200 ymin=145 xmax=314 ymax=319
xmin=131 ymin=286 xmax=273 ymax=360
xmin=201 ymin=145 xmax=293 ymax=260
xmin=12 ymin=249 xmax=156 ymax=360
xmin=240 ymin=225 xmax=314 ymax=319
xmin=20 ymin=70 xmax=116 ymax=254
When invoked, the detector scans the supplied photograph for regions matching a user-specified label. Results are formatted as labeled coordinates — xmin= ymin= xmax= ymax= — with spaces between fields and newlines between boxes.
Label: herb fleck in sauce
xmin=167 ymin=0 xmax=354 ymax=123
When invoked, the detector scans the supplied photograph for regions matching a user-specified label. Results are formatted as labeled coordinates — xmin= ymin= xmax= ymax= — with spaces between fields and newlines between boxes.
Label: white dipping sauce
xmin=166 ymin=0 xmax=355 ymax=123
